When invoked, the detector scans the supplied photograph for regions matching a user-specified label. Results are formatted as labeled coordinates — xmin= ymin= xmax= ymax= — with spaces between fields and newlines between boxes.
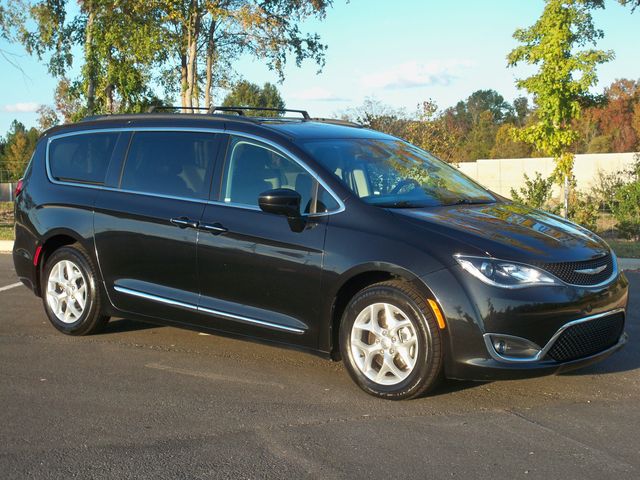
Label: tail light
xmin=14 ymin=178 xmax=24 ymax=197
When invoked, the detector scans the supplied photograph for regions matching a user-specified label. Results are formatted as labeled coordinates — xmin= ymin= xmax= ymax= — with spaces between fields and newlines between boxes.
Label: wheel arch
xmin=327 ymin=263 xmax=444 ymax=360
xmin=34 ymin=229 xmax=93 ymax=297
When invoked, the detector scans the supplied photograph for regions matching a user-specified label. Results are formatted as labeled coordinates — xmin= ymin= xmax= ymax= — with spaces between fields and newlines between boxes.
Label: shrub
xmin=612 ymin=180 xmax=640 ymax=240
xmin=510 ymin=172 xmax=554 ymax=209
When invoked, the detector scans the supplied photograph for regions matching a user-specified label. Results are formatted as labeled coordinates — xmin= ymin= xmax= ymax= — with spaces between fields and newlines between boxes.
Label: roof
xmin=44 ymin=112 xmax=393 ymax=142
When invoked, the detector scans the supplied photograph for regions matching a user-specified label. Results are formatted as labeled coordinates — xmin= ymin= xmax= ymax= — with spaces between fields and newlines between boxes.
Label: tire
xmin=339 ymin=280 xmax=443 ymax=400
xmin=42 ymin=244 xmax=109 ymax=336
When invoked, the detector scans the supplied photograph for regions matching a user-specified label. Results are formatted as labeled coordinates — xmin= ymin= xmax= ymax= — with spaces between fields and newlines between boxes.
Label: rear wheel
xmin=339 ymin=280 xmax=443 ymax=400
xmin=42 ymin=245 xmax=109 ymax=335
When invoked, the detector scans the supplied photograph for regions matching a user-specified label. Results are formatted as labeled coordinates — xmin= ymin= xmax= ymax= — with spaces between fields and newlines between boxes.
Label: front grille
xmin=533 ymin=254 xmax=614 ymax=286
xmin=546 ymin=312 xmax=624 ymax=362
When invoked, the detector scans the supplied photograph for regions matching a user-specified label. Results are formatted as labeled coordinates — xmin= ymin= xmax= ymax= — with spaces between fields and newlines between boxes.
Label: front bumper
xmin=421 ymin=265 xmax=629 ymax=381
xmin=455 ymin=332 xmax=627 ymax=381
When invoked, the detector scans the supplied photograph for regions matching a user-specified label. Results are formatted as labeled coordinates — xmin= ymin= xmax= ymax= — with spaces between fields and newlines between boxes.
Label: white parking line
xmin=0 ymin=282 xmax=22 ymax=293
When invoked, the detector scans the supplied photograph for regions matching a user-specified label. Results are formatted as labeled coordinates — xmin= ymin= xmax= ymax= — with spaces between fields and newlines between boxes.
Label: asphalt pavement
xmin=0 ymin=254 xmax=638 ymax=479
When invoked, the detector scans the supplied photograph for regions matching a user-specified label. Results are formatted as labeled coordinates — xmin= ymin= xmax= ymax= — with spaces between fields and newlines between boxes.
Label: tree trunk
xmin=105 ymin=84 xmax=114 ymax=113
xmin=563 ymin=174 xmax=569 ymax=218
xmin=184 ymin=1 xmax=200 ymax=112
xmin=85 ymin=2 xmax=96 ymax=114
xmin=204 ymin=20 xmax=216 ymax=109
xmin=180 ymin=54 xmax=188 ymax=111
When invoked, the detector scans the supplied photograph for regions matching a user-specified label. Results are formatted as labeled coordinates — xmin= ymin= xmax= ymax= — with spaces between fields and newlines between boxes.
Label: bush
xmin=510 ymin=172 xmax=554 ymax=209
xmin=567 ymin=192 xmax=599 ymax=231
xmin=612 ymin=181 xmax=640 ymax=240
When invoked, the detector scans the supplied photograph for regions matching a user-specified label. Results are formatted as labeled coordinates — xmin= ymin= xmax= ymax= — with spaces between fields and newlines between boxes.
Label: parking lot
xmin=0 ymin=253 xmax=638 ymax=479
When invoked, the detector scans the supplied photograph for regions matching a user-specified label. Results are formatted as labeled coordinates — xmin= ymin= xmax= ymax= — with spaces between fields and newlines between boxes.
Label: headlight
xmin=454 ymin=255 xmax=561 ymax=289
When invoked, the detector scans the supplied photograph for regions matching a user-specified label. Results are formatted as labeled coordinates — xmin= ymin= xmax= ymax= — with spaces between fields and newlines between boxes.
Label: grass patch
xmin=0 ymin=225 xmax=14 ymax=241
xmin=607 ymin=239 xmax=640 ymax=259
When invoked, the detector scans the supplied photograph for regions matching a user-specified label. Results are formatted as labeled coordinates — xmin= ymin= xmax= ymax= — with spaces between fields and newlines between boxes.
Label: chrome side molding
xmin=113 ymin=285 xmax=306 ymax=335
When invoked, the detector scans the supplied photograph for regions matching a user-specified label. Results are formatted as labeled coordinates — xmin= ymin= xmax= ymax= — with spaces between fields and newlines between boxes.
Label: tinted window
xmin=121 ymin=131 xmax=217 ymax=199
xmin=221 ymin=137 xmax=315 ymax=211
xmin=49 ymin=132 xmax=118 ymax=184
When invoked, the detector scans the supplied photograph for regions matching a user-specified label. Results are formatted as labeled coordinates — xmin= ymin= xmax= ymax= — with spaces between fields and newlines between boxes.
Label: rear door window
xmin=49 ymin=132 xmax=119 ymax=184
xmin=120 ymin=131 xmax=218 ymax=200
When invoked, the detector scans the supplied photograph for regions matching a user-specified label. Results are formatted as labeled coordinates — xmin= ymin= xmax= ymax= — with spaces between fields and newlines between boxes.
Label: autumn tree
xmin=0 ymin=121 xmax=39 ymax=181
xmin=590 ymin=79 xmax=640 ymax=151
xmin=507 ymin=0 xmax=613 ymax=217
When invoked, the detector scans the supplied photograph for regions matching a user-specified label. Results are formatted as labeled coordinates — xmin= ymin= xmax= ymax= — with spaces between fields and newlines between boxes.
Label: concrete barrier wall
xmin=456 ymin=152 xmax=638 ymax=199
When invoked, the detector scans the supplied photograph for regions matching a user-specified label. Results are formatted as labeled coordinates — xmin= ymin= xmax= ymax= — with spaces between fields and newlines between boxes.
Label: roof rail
xmin=210 ymin=106 xmax=311 ymax=120
xmin=147 ymin=105 xmax=311 ymax=120
xmin=312 ymin=117 xmax=363 ymax=128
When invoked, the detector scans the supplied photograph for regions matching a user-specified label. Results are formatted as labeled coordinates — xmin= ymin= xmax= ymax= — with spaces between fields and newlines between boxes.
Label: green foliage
xmin=507 ymin=0 xmax=613 ymax=183
xmin=510 ymin=172 xmax=555 ymax=209
xmin=610 ymin=156 xmax=640 ymax=240
xmin=222 ymin=81 xmax=285 ymax=116
xmin=491 ymin=124 xmax=534 ymax=158
xmin=566 ymin=191 xmax=599 ymax=231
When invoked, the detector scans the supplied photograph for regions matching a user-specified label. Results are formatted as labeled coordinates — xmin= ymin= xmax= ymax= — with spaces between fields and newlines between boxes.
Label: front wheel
xmin=42 ymin=244 xmax=109 ymax=336
xmin=339 ymin=280 xmax=443 ymax=400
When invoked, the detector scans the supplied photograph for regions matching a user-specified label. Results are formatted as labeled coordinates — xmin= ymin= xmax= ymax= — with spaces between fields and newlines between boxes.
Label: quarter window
xmin=49 ymin=132 xmax=118 ymax=184
xmin=221 ymin=137 xmax=315 ymax=212
xmin=121 ymin=131 xmax=217 ymax=199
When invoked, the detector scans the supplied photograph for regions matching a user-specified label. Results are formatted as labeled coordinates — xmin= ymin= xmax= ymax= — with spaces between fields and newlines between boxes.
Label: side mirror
xmin=258 ymin=188 xmax=301 ymax=218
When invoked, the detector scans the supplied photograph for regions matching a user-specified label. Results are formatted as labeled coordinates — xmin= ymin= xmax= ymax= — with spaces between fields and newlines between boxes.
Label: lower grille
xmin=546 ymin=312 xmax=624 ymax=362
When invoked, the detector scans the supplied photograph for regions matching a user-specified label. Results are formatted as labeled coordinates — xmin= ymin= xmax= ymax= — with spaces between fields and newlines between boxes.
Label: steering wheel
xmin=390 ymin=179 xmax=421 ymax=195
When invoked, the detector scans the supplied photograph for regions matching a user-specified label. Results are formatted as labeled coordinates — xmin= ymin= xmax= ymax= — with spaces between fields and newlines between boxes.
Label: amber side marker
xmin=427 ymin=299 xmax=446 ymax=329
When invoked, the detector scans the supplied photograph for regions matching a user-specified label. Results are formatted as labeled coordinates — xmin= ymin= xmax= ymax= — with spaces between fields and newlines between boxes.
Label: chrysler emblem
xmin=574 ymin=265 xmax=607 ymax=275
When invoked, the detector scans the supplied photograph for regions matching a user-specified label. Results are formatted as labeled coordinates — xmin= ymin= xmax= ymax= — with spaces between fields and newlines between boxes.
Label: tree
xmin=404 ymin=101 xmax=458 ymax=161
xmin=22 ymin=0 xmax=166 ymax=115
xmin=157 ymin=1 xmax=333 ymax=110
xmin=591 ymin=79 xmax=640 ymax=152
xmin=0 ymin=120 xmax=39 ymax=181
xmin=37 ymin=105 xmax=60 ymax=131
xmin=491 ymin=124 xmax=534 ymax=159
xmin=222 ymin=81 xmax=285 ymax=115
xmin=507 ymin=0 xmax=614 ymax=217
xmin=0 ymin=0 xmax=26 ymax=68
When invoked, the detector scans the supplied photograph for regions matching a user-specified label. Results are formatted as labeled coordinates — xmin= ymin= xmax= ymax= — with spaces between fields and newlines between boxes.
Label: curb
xmin=619 ymin=258 xmax=640 ymax=271
xmin=0 ymin=239 xmax=639 ymax=271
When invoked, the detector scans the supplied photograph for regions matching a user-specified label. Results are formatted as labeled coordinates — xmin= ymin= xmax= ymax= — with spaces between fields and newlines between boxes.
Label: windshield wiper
xmin=447 ymin=198 xmax=495 ymax=206
xmin=375 ymin=201 xmax=424 ymax=209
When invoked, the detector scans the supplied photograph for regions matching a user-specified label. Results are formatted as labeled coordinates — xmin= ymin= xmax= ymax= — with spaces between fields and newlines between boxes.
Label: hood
xmin=393 ymin=202 xmax=610 ymax=264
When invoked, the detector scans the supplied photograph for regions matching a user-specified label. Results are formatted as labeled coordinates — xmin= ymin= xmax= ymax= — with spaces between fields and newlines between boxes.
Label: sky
xmin=1 ymin=0 xmax=639 ymax=133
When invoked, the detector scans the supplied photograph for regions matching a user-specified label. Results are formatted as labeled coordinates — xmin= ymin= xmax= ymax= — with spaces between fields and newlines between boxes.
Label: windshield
xmin=300 ymin=138 xmax=495 ymax=208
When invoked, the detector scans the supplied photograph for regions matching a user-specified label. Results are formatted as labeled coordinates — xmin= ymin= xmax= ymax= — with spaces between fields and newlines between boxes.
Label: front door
xmin=95 ymin=130 xmax=220 ymax=322
xmin=197 ymin=135 xmax=329 ymax=347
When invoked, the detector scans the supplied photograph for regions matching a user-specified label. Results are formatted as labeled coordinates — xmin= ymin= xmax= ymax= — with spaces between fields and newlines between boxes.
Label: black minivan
xmin=13 ymin=108 xmax=628 ymax=399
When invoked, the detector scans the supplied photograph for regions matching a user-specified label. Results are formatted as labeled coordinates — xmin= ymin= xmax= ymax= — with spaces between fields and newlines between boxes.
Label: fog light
xmin=487 ymin=334 xmax=541 ymax=360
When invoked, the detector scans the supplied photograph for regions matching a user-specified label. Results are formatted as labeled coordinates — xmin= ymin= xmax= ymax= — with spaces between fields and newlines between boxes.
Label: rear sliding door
xmin=94 ymin=130 xmax=220 ymax=323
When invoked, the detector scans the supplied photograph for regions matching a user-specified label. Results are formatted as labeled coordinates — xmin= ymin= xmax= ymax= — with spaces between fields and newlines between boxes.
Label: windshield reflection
xmin=301 ymin=138 xmax=496 ymax=207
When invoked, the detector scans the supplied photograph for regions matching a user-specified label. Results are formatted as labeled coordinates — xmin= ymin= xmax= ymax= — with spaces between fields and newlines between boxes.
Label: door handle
xmin=198 ymin=222 xmax=228 ymax=235
xmin=170 ymin=217 xmax=199 ymax=229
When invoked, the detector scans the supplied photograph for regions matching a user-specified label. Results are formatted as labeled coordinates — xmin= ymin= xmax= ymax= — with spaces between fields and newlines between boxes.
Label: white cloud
xmin=361 ymin=60 xmax=474 ymax=90
xmin=2 ymin=102 xmax=40 ymax=113
xmin=289 ymin=87 xmax=351 ymax=102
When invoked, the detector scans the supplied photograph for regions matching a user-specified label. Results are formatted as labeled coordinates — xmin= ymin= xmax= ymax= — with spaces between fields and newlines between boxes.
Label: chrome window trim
xmin=483 ymin=307 xmax=626 ymax=363
xmin=114 ymin=285 xmax=306 ymax=334
xmin=45 ymin=127 xmax=346 ymax=216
